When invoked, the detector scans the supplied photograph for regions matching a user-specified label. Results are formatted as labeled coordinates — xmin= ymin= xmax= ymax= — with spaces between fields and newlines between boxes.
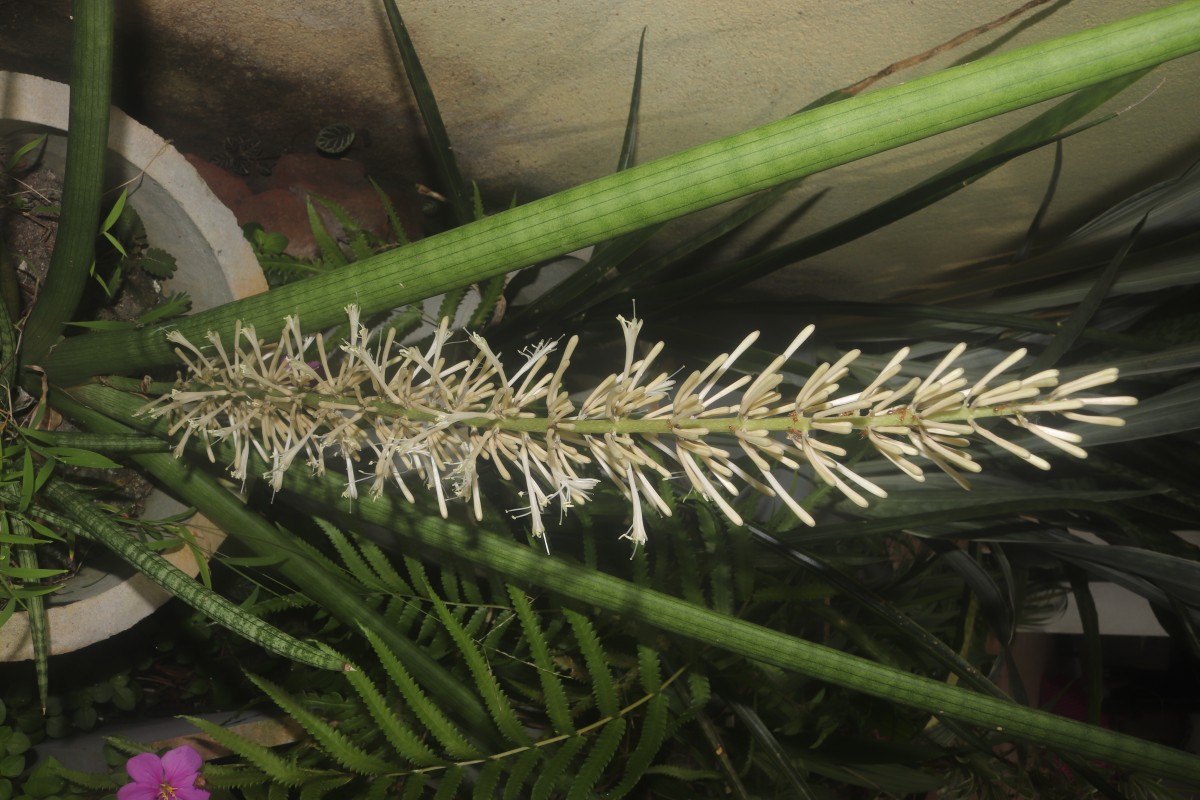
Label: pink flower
xmin=118 ymin=745 xmax=211 ymax=800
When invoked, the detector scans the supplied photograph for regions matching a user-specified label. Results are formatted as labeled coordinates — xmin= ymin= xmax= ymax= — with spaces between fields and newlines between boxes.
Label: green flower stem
xmin=71 ymin=383 xmax=1200 ymax=785
xmin=42 ymin=1 xmax=1200 ymax=384
xmin=177 ymin=383 xmax=1019 ymax=435
xmin=20 ymin=0 xmax=114 ymax=365
xmin=55 ymin=386 xmax=502 ymax=743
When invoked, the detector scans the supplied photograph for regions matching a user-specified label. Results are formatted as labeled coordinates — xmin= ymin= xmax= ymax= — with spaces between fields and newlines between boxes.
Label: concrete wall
xmin=2 ymin=1 xmax=1198 ymax=299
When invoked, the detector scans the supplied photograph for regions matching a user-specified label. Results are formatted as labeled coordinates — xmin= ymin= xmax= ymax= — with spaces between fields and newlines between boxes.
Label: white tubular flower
xmin=150 ymin=312 xmax=1137 ymax=549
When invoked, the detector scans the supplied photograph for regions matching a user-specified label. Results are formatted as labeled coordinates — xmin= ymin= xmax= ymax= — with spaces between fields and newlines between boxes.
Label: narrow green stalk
xmin=68 ymin=383 xmax=1200 ymax=785
xmin=20 ymin=0 xmax=114 ymax=364
xmin=42 ymin=1 xmax=1200 ymax=384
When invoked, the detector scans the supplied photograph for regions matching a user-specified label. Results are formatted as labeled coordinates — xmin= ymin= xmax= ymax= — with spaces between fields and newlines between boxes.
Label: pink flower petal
xmin=176 ymin=787 xmax=212 ymax=800
xmin=160 ymin=745 xmax=204 ymax=787
xmin=116 ymin=783 xmax=159 ymax=800
xmin=124 ymin=752 xmax=165 ymax=785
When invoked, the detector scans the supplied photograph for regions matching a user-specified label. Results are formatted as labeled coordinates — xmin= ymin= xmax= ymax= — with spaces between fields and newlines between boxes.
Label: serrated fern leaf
xmin=667 ymin=671 xmax=711 ymax=738
xmin=315 ymin=517 xmax=387 ymax=593
xmin=531 ymin=736 xmax=587 ymax=800
xmin=436 ymin=285 xmax=469 ymax=326
xmin=354 ymin=534 xmax=412 ymax=594
xmin=636 ymin=643 xmax=663 ymax=693
xmin=507 ymin=585 xmax=574 ymax=735
xmin=181 ymin=715 xmax=310 ymax=786
xmin=473 ymin=760 xmax=505 ymax=800
xmin=369 ymin=178 xmax=411 ymax=245
xmin=360 ymin=625 xmax=481 ymax=760
xmin=48 ymin=758 xmax=122 ymax=791
xmin=431 ymin=766 xmax=466 ymax=799
xmin=605 ymin=693 xmax=671 ymax=799
xmin=343 ymin=663 xmax=442 ymax=766
xmin=501 ymin=749 xmax=544 ymax=800
xmin=564 ymin=609 xmax=619 ymax=718
xmin=299 ymin=774 xmax=355 ymax=800
xmin=400 ymin=774 xmax=430 ymax=799
xmin=246 ymin=672 xmax=396 ymax=775
xmin=312 ymin=195 xmax=374 ymax=261
xmin=567 ymin=718 xmax=626 ymax=800
xmin=468 ymin=275 xmax=507 ymax=329
xmin=305 ymin=197 xmax=346 ymax=267
xmin=199 ymin=763 xmax=271 ymax=790
xmin=428 ymin=590 xmax=529 ymax=745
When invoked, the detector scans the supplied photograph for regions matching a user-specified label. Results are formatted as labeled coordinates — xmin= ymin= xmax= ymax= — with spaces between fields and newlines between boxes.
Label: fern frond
xmin=508 ymin=585 xmax=575 ymax=735
xmin=200 ymin=763 xmax=272 ymax=790
xmin=637 ymin=643 xmax=663 ymax=693
xmin=531 ymin=736 xmax=587 ymax=800
xmin=567 ymin=718 xmax=626 ymax=800
xmin=468 ymin=274 xmax=508 ymax=329
xmin=311 ymin=195 xmax=375 ymax=261
xmin=501 ymin=749 xmax=544 ymax=800
xmin=48 ymin=758 xmax=122 ymax=791
xmin=399 ymin=774 xmax=430 ymax=799
xmin=305 ymin=197 xmax=346 ymax=267
xmin=315 ymin=517 xmax=387 ymax=593
xmin=605 ymin=693 xmax=671 ymax=799
xmin=564 ymin=609 xmax=620 ymax=717
xmin=431 ymin=766 xmax=466 ymax=799
xmin=353 ymin=534 xmax=412 ymax=594
xmin=360 ymin=625 xmax=481 ymax=760
xmin=435 ymin=284 xmax=469 ymax=325
xmin=299 ymin=774 xmax=355 ymax=800
xmin=181 ymin=715 xmax=310 ymax=786
xmin=246 ymin=671 xmax=396 ymax=775
xmin=369 ymin=177 xmax=411 ymax=245
xmin=428 ymin=590 xmax=529 ymax=745
xmin=473 ymin=760 xmax=505 ymax=800
xmin=343 ymin=662 xmax=443 ymax=766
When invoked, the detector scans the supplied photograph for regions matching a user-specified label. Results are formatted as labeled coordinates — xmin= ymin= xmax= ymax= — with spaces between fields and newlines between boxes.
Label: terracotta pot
xmin=0 ymin=71 xmax=267 ymax=660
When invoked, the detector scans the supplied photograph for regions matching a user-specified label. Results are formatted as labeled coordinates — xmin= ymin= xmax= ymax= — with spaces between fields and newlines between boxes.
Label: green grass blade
xmin=662 ymin=71 xmax=1145 ymax=306
xmin=1029 ymin=212 xmax=1149 ymax=372
xmin=616 ymin=28 xmax=646 ymax=173
xmin=381 ymin=0 xmax=474 ymax=225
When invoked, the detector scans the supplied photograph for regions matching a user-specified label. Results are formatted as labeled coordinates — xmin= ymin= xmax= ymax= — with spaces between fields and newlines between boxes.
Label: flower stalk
xmin=144 ymin=308 xmax=1136 ymax=547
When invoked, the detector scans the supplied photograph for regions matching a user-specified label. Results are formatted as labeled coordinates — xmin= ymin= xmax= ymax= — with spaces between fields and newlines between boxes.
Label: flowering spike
xmin=147 ymin=313 xmax=1136 ymax=548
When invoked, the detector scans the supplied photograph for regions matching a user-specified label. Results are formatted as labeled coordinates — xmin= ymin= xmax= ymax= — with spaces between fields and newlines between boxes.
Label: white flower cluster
xmin=144 ymin=307 xmax=1136 ymax=548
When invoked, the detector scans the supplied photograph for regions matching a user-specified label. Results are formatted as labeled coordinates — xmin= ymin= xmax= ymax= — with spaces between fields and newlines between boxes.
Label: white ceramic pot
xmin=0 ymin=71 xmax=268 ymax=660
